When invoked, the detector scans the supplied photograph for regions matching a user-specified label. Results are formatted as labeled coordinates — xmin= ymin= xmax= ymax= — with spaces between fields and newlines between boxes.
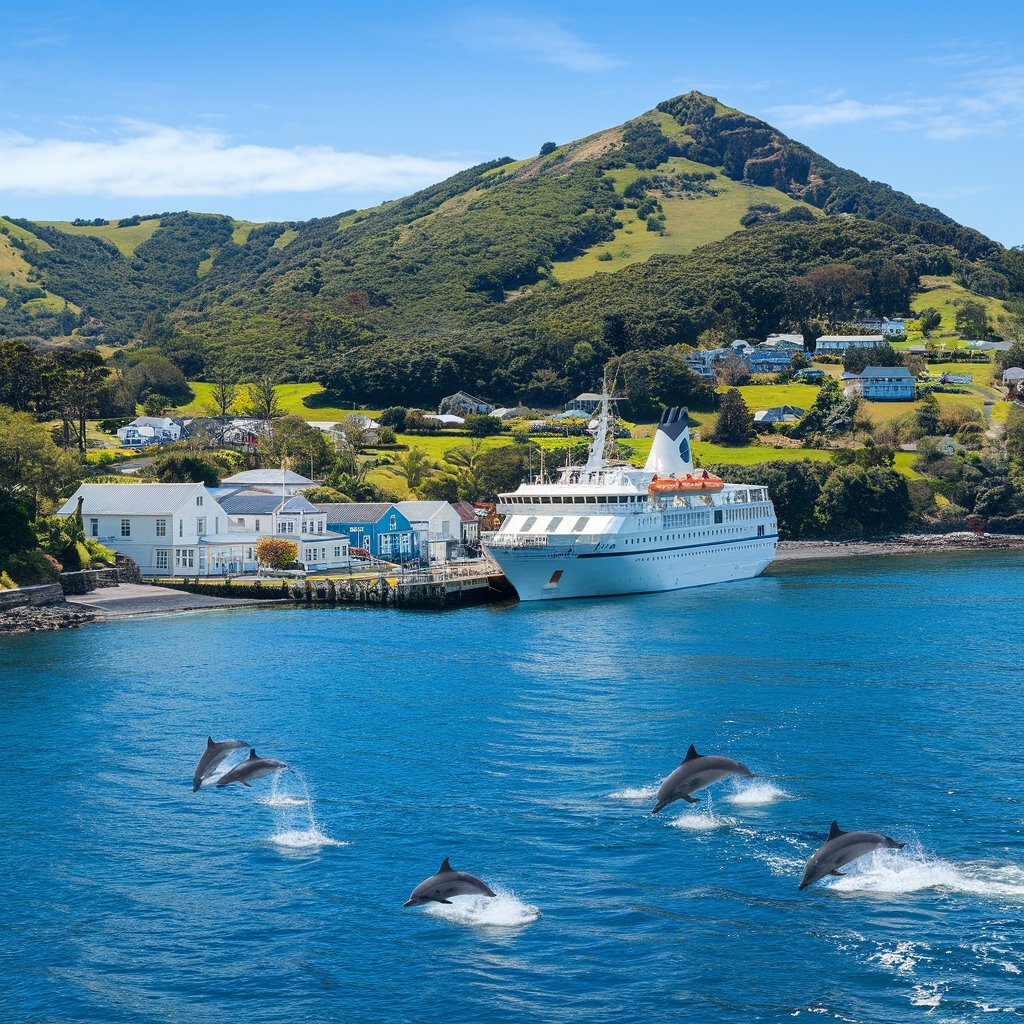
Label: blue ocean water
xmin=2 ymin=551 xmax=1023 ymax=1023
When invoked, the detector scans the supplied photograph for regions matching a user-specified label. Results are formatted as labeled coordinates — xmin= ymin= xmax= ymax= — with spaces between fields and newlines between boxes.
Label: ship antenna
xmin=585 ymin=376 xmax=610 ymax=474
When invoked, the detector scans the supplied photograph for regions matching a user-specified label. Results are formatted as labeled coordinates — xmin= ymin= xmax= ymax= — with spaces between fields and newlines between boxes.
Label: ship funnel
xmin=643 ymin=407 xmax=695 ymax=477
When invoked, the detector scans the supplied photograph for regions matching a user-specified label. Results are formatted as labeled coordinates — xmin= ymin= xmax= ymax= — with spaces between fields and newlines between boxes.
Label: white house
xmin=1001 ymin=367 xmax=1024 ymax=385
xmin=854 ymin=319 xmax=907 ymax=338
xmin=57 ymin=483 xmax=236 ymax=577
xmin=217 ymin=491 xmax=350 ymax=573
xmin=424 ymin=414 xmax=465 ymax=426
xmin=116 ymin=416 xmax=183 ymax=448
xmin=220 ymin=469 xmax=316 ymax=495
xmin=308 ymin=414 xmax=381 ymax=445
xmin=764 ymin=333 xmax=805 ymax=350
xmin=451 ymin=501 xmax=482 ymax=551
xmin=814 ymin=334 xmax=885 ymax=355
xmin=438 ymin=391 xmax=494 ymax=416
xmin=396 ymin=500 xmax=465 ymax=563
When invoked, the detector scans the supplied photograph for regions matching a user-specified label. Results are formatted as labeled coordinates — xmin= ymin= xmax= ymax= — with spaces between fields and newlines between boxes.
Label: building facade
xmin=314 ymin=503 xmax=418 ymax=562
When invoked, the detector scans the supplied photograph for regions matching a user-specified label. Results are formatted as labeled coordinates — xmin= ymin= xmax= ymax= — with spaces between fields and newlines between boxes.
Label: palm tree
xmin=391 ymin=446 xmax=436 ymax=493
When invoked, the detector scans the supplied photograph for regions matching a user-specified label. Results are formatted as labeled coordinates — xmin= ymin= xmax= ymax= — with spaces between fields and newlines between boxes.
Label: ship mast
xmin=584 ymin=379 xmax=611 ymax=476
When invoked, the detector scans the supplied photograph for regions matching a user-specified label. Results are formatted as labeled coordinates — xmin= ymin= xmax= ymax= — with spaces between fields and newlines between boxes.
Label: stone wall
xmin=59 ymin=569 xmax=121 ymax=595
xmin=0 ymin=583 xmax=66 ymax=611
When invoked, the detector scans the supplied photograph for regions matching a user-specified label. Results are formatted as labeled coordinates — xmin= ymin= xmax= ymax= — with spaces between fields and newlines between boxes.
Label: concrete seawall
xmin=0 ymin=583 xmax=66 ymax=611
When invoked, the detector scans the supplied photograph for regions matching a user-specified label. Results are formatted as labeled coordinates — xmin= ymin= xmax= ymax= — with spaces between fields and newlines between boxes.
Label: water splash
xmin=257 ymin=772 xmax=311 ymax=809
xmin=825 ymin=846 xmax=1024 ymax=900
xmin=261 ymin=771 xmax=346 ymax=854
xmin=422 ymin=889 xmax=541 ymax=929
xmin=669 ymin=800 xmax=737 ymax=832
xmin=725 ymin=781 xmax=792 ymax=806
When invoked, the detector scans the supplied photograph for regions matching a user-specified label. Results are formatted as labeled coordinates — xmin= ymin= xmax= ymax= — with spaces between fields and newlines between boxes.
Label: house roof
xmin=57 ymin=482 xmax=209 ymax=516
xmin=219 ymin=491 xmax=317 ymax=515
xmin=128 ymin=416 xmax=180 ymax=428
xmin=396 ymin=500 xmax=458 ymax=522
xmin=860 ymin=366 xmax=913 ymax=378
xmin=221 ymin=469 xmax=314 ymax=486
xmin=314 ymin=502 xmax=400 ymax=524
xmin=1002 ymin=367 xmax=1024 ymax=380
xmin=450 ymin=500 xmax=478 ymax=522
xmin=817 ymin=334 xmax=884 ymax=344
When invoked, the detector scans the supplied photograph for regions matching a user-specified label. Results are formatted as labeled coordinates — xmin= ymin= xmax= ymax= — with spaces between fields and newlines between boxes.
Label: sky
xmin=3 ymin=0 xmax=1022 ymax=245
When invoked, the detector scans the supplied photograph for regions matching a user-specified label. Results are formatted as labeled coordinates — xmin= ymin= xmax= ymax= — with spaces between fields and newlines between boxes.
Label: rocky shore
xmin=0 ymin=603 xmax=97 ymax=635
xmin=774 ymin=532 xmax=1024 ymax=563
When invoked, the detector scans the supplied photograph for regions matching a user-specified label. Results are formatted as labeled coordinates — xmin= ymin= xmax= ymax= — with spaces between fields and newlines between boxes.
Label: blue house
xmin=844 ymin=366 xmax=916 ymax=401
xmin=313 ymin=502 xmax=418 ymax=562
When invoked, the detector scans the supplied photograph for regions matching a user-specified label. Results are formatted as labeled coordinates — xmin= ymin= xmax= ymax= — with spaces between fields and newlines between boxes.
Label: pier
xmin=155 ymin=562 xmax=514 ymax=609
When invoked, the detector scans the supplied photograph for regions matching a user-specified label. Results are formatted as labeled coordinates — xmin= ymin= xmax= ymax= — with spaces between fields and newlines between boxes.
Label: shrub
xmin=255 ymin=537 xmax=298 ymax=570
xmin=4 ymin=549 xmax=62 ymax=585
xmin=0 ymin=571 xmax=17 ymax=590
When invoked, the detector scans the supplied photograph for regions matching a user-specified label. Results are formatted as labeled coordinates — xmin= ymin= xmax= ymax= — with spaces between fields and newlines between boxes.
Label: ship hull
xmin=484 ymin=535 xmax=778 ymax=601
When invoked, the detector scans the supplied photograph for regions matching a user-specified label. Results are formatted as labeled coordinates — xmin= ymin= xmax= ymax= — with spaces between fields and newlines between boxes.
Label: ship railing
xmin=482 ymin=532 xmax=548 ymax=549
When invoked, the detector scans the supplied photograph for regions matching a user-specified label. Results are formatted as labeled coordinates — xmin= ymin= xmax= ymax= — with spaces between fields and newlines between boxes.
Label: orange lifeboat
xmin=648 ymin=472 xmax=724 ymax=495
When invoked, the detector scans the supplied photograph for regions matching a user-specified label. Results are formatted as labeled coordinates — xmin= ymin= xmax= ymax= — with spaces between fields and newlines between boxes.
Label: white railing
xmin=482 ymin=532 xmax=548 ymax=548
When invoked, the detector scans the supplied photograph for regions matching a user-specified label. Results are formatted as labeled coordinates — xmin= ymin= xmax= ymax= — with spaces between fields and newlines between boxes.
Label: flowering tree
xmin=255 ymin=537 xmax=298 ymax=570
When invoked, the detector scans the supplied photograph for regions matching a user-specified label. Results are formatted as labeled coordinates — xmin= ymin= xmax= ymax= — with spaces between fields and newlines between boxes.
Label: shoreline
xmin=772 ymin=532 xmax=1024 ymax=563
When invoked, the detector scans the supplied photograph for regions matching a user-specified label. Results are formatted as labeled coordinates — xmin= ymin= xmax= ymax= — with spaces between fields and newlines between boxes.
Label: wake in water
xmin=607 ymin=785 xmax=658 ymax=802
xmin=423 ymin=889 xmax=541 ymax=929
xmin=824 ymin=844 xmax=1024 ymax=900
xmin=725 ymin=781 xmax=792 ymax=806
xmin=260 ymin=772 xmax=348 ymax=853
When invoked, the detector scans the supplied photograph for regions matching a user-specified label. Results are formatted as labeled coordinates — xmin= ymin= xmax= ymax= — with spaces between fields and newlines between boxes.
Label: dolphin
xmin=215 ymin=748 xmax=288 ymax=788
xmin=403 ymin=858 xmax=498 ymax=907
xmin=799 ymin=821 xmax=905 ymax=890
xmin=652 ymin=744 xmax=754 ymax=814
xmin=192 ymin=736 xmax=248 ymax=791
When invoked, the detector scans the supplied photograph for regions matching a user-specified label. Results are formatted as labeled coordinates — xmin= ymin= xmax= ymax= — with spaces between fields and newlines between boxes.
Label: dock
xmin=154 ymin=562 xmax=515 ymax=609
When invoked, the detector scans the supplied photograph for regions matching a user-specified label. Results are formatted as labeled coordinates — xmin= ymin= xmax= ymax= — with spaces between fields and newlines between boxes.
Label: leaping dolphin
xmin=192 ymin=736 xmax=248 ymax=791
xmin=652 ymin=744 xmax=754 ymax=814
xmin=799 ymin=821 xmax=905 ymax=890
xmin=215 ymin=748 xmax=288 ymax=788
xmin=404 ymin=858 xmax=498 ymax=907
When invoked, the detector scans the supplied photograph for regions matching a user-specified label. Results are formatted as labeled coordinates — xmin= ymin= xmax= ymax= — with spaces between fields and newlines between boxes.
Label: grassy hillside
xmin=910 ymin=275 xmax=1016 ymax=337
xmin=35 ymin=218 xmax=162 ymax=257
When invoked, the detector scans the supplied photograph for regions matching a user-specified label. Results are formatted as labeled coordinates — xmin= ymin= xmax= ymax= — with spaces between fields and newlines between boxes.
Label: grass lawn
xmin=911 ymin=275 xmax=1015 ymax=336
xmin=177 ymin=381 xmax=380 ymax=420
xmin=36 ymin=218 xmax=162 ymax=257
xmin=552 ymin=158 xmax=818 ymax=282
xmin=723 ymin=382 xmax=822 ymax=410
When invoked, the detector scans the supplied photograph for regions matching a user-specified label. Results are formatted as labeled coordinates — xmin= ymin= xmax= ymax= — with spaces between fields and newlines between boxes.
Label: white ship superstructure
xmin=482 ymin=396 xmax=777 ymax=601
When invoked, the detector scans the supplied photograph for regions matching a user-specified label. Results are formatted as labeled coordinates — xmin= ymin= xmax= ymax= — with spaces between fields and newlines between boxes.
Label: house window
xmin=155 ymin=549 xmax=169 ymax=571
xmin=380 ymin=534 xmax=392 ymax=555
xmin=255 ymin=519 xmax=261 ymax=532
xmin=400 ymin=533 xmax=410 ymax=553
xmin=197 ymin=517 xmax=206 ymax=537
xmin=317 ymin=520 xmax=323 ymax=533
xmin=334 ymin=546 xmax=341 ymax=557
xmin=121 ymin=518 xmax=131 ymax=537
xmin=196 ymin=495 xmax=203 ymax=507
xmin=90 ymin=518 xmax=99 ymax=537
xmin=175 ymin=549 xmax=195 ymax=569
xmin=179 ymin=519 xmax=183 ymax=538
xmin=389 ymin=515 xmax=397 ymax=530
xmin=156 ymin=518 xmax=167 ymax=537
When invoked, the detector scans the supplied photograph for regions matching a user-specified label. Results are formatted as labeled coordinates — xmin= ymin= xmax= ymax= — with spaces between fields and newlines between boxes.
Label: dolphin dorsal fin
xmin=248 ymin=749 xmax=258 ymax=760
xmin=439 ymin=857 xmax=453 ymax=874
xmin=207 ymin=736 xmax=215 ymax=747
xmin=683 ymin=744 xmax=700 ymax=763
xmin=828 ymin=821 xmax=844 ymax=840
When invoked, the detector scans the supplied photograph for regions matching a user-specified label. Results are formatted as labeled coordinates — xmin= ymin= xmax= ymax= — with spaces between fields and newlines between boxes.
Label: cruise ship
xmin=482 ymin=395 xmax=778 ymax=601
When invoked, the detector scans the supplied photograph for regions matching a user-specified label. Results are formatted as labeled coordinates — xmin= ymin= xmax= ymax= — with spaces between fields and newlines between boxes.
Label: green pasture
xmin=36 ymin=218 xmax=161 ymax=257
xmin=911 ymin=275 xmax=1015 ymax=335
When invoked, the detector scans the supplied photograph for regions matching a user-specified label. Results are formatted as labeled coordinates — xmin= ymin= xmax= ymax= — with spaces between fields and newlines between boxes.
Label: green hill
xmin=2 ymin=91 xmax=1021 ymax=409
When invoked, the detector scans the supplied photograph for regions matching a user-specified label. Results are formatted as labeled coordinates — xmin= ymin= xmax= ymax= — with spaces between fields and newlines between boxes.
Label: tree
xmin=153 ymin=451 xmax=223 ymax=486
xmin=539 ymin=142 xmax=557 ymax=156
xmin=915 ymin=393 xmax=940 ymax=437
xmin=261 ymin=416 xmax=333 ymax=477
xmin=605 ymin=348 xmax=715 ymax=420
xmin=0 ymin=405 xmax=81 ymax=513
xmin=391 ymin=446 xmax=436 ymax=493
xmin=843 ymin=343 xmax=902 ymax=374
xmin=814 ymin=465 xmax=911 ymax=538
xmin=302 ymin=485 xmax=352 ymax=503
xmin=378 ymin=407 xmax=408 ymax=430
xmin=717 ymin=352 xmax=750 ymax=386
xmin=210 ymin=366 xmax=239 ymax=418
xmin=244 ymin=374 xmax=281 ymax=422
xmin=463 ymin=414 xmax=503 ymax=437
xmin=709 ymin=389 xmax=754 ymax=446
xmin=255 ymin=537 xmax=298 ymax=570
xmin=918 ymin=307 xmax=942 ymax=337
xmin=477 ymin=444 xmax=533 ymax=497
xmin=142 ymin=394 xmax=165 ymax=417
xmin=955 ymin=300 xmax=989 ymax=339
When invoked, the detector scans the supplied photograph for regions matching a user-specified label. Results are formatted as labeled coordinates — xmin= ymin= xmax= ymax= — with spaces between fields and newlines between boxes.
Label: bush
xmin=376 ymin=425 xmax=397 ymax=445
xmin=0 ymin=571 xmax=17 ymax=590
xmin=3 ymin=548 xmax=62 ymax=585
xmin=255 ymin=537 xmax=298 ymax=569
xmin=464 ymin=414 xmax=503 ymax=437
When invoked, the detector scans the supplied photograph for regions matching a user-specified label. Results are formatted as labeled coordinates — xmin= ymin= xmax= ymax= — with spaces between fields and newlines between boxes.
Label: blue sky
xmin=3 ymin=0 xmax=1022 ymax=245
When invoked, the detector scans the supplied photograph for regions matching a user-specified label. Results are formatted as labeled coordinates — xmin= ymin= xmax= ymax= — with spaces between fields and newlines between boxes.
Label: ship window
xmin=572 ymin=517 xmax=590 ymax=532
xmin=549 ymin=517 xmax=564 ymax=530
xmin=523 ymin=516 xmax=537 ymax=531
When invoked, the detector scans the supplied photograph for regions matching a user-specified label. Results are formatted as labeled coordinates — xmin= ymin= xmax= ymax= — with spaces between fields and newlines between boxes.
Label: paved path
xmin=66 ymin=583 xmax=267 ymax=617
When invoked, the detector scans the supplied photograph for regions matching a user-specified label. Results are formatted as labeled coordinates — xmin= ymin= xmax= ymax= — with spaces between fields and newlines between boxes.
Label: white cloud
xmin=769 ymin=63 xmax=1024 ymax=141
xmin=0 ymin=123 xmax=468 ymax=198
xmin=769 ymin=99 xmax=915 ymax=130
xmin=454 ymin=14 xmax=622 ymax=72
